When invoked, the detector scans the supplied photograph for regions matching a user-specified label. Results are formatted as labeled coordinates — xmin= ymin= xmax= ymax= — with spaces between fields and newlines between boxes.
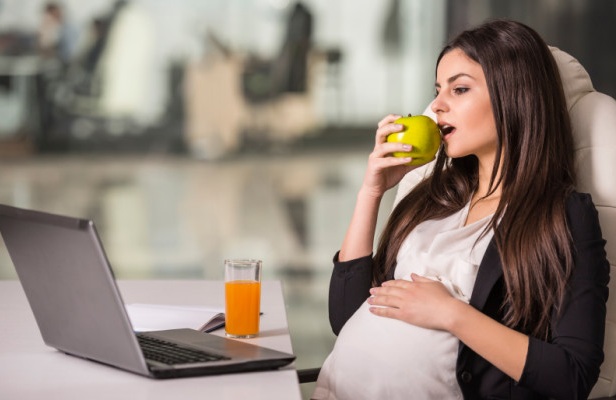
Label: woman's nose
xmin=431 ymin=95 xmax=447 ymax=114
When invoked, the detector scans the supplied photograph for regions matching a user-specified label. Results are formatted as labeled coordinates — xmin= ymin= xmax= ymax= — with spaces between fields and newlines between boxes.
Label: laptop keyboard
xmin=137 ymin=334 xmax=230 ymax=365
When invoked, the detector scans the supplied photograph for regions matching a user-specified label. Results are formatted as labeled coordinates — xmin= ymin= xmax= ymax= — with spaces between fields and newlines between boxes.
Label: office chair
xmin=298 ymin=47 xmax=616 ymax=399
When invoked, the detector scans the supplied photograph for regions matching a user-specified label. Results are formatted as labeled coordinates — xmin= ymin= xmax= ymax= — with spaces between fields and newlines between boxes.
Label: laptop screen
xmin=0 ymin=205 xmax=149 ymax=374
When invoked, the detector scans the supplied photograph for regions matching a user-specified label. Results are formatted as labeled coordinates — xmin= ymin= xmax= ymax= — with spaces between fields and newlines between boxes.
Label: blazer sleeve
xmin=328 ymin=252 xmax=374 ymax=335
xmin=518 ymin=192 xmax=610 ymax=399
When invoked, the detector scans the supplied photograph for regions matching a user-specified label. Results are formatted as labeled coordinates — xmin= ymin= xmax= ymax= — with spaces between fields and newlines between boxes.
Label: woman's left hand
xmin=367 ymin=273 xmax=459 ymax=331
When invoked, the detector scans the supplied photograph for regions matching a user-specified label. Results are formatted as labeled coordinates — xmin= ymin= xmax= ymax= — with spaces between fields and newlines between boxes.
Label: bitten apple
xmin=386 ymin=115 xmax=441 ymax=166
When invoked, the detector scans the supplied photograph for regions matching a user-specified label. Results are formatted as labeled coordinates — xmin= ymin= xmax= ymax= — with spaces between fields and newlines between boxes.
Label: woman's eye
xmin=453 ymin=87 xmax=469 ymax=95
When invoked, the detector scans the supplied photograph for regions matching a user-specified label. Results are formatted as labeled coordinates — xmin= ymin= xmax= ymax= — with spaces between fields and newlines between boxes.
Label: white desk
xmin=0 ymin=280 xmax=302 ymax=400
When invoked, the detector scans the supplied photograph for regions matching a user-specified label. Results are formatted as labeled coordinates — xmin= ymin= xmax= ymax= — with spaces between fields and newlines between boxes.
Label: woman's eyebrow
xmin=435 ymin=73 xmax=475 ymax=88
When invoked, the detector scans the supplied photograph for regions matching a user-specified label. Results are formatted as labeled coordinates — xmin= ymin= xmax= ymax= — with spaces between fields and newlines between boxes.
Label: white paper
xmin=126 ymin=303 xmax=225 ymax=332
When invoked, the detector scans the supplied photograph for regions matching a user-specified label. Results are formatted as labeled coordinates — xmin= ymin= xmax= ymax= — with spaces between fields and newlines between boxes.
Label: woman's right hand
xmin=361 ymin=114 xmax=417 ymax=198
xmin=339 ymin=114 xmax=416 ymax=261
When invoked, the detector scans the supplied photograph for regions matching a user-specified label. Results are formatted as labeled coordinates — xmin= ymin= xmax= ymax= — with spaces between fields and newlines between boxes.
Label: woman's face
xmin=432 ymin=48 xmax=498 ymax=162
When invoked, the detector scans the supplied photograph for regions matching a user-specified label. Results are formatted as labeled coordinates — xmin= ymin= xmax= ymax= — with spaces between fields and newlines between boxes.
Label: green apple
xmin=386 ymin=115 xmax=441 ymax=166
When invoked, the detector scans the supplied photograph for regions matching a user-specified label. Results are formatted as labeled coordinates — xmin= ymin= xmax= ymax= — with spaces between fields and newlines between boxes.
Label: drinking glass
xmin=224 ymin=259 xmax=262 ymax=338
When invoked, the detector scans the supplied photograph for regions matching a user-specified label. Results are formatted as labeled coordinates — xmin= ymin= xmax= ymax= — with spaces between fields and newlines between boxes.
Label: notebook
xmin=0 ymin=204 xmax=295 ymax=379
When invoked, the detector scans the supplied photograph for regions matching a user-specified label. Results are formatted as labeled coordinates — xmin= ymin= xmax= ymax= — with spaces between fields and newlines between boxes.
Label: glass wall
xmin=0 ymin=0 xmax=446 ymax=157
xmin=2 ymin=0 xmax=613 ymax=157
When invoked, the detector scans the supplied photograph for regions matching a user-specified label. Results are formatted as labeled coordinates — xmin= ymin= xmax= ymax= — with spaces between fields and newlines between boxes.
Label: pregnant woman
xmin=312 ymin=19 xmax=609 ymax=400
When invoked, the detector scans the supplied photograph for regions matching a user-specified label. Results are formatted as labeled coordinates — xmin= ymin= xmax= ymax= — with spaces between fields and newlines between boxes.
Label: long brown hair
xmin=373 ymin=19 xmax=575 ymax=340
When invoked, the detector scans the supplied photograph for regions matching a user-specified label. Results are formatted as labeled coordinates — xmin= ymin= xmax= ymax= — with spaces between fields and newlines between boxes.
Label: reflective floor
xmin=0 ymin=140 xmax=396 ymax=397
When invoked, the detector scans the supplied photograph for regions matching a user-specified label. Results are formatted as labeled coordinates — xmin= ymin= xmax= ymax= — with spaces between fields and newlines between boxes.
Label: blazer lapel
xmin=469 ymin=238 xmax=504 ymax=310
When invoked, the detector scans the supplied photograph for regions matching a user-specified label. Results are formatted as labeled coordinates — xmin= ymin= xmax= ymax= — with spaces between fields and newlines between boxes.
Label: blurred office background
xmin=1 ymin=0 xmax=615 ymax=397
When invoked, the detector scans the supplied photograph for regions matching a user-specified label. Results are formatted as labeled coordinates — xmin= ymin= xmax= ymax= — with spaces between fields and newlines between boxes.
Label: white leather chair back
xmin=393 ymin=48 xmax=616 ymax=398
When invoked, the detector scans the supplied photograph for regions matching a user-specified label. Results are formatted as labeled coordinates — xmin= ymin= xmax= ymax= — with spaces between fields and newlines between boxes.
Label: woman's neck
xmin=467 ymin=162 xmax=502 ymax=225
xmin=475 ymin=153 xmax=502 ymax=199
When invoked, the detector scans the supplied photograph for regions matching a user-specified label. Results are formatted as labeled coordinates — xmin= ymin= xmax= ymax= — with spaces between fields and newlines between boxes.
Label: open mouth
xmin=439 ymin=124 xmax=455 ymax=138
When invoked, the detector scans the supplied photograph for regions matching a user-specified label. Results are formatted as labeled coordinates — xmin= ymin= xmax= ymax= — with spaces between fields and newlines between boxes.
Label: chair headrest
xmin=549 ymin=46 xmax=595 ymax=110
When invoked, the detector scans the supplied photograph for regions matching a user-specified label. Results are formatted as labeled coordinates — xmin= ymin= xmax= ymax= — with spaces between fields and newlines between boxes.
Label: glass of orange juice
xmin=224 ymin=259 xmax=262 ymax=338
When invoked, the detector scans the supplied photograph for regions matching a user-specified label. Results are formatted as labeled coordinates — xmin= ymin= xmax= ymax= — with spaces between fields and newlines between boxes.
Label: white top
xmin=313 ymin=203 xmax=495 ymax=400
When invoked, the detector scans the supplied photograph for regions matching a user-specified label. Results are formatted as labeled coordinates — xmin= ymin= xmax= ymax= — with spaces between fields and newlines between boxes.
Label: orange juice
xmin=225 ymin=280 xmax=261 ymax=337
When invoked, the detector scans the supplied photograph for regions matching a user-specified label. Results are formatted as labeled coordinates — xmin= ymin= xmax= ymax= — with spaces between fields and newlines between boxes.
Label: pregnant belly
xmin=320 ymin=301 xmax=462 ymax=400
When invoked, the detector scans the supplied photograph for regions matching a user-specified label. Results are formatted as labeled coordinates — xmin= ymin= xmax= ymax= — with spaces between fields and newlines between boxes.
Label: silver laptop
xmin=0 ymin=204 xmax=295 ymax=379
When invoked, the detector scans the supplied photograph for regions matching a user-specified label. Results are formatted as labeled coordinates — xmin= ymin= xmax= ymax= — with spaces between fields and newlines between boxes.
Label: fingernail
xmin=401 ymin=145 xmax=411 ymax=151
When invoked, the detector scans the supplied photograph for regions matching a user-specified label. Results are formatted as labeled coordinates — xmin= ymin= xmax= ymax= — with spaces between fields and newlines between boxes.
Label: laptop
xmin=0 ymin=204 xmax=295 ymax=379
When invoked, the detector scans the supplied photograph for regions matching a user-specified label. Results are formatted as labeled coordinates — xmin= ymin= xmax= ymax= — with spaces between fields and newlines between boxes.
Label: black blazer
xmin=328 ymin=192 xmax=610 ymax=399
